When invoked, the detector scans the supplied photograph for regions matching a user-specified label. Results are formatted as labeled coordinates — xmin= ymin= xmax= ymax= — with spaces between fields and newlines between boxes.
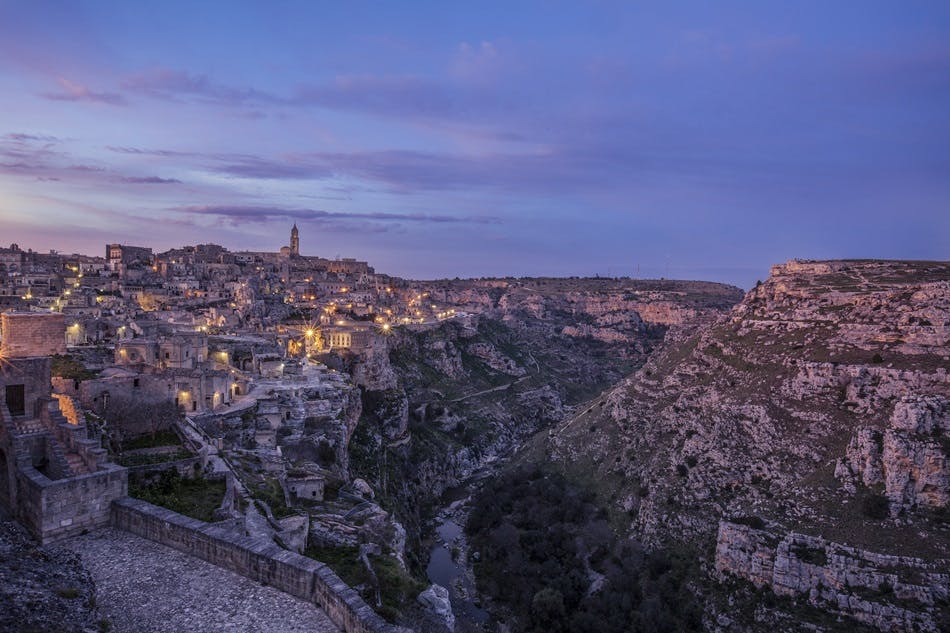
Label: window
xmin=133 ymin=378 xmax=140 ymax=388
xmin=165 ymin=352 xmax=170 ymax=359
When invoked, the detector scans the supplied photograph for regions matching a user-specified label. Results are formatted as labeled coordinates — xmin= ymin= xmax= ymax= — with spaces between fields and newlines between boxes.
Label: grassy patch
xmin=251 ymin=477 xmax=295 ymax=519
xmin=129 ymin=470 xmax=226 ymax=522
xmin=116 ymin=449 xmax=193 ymax=467
xmin=121 ymin=429 xmax=182 ymax=450
xmin=304 ymin=545 xmax=425 ymax=623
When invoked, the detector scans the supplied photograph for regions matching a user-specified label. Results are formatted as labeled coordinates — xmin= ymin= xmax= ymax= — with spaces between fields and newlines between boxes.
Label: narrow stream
xmin=425 ymin=513 xmax=490 ymax=627
xmin=424 ymin=466 xmax=500 ymax=631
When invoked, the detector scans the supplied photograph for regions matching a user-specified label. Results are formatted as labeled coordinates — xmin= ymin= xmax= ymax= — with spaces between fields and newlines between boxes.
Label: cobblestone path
xmin=63 ymin=528 xmax=340 ymax=633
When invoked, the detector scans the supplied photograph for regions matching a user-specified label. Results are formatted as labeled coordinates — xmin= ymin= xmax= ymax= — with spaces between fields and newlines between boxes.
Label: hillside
xmin=527 ymin=260 xmax=949 ymax=631
xmin=343 ymin=278 xmax=742 ymax=573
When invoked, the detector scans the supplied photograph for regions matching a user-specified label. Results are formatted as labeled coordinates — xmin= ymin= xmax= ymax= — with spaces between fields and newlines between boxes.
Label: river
xmin=425 ymin=481 xmax=492 ymax=630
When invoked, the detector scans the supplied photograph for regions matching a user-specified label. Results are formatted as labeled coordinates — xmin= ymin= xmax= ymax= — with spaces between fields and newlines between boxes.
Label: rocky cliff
xmin=417 ymin=277 xmax=741 ymax=353
xmin=344 ymin=278 xmax=742 ymax=566
xmin=534 ymin=260 xmax=949 ymax=631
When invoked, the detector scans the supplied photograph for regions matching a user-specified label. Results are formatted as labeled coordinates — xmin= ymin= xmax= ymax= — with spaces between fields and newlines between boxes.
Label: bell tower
xmin=290 ymin=224 xmax=299 ymax=255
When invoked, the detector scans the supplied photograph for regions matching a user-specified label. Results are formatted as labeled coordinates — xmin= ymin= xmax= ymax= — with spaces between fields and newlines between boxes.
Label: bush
xmin=871 ymin=353 xmax=884 ymax=364
xmin=466 ymin=464 xmax=701 ymax=633
xmin=731 ymin=515 xmax=766 ymax=529
xmin=862 ymin=494 xmax=890 ymax=520
xmin=129 ymin=470 xmax=226 ymax=522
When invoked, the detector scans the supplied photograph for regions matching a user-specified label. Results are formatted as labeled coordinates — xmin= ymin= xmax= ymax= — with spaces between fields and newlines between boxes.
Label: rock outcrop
xmin=715 ymin=521 xmax=948 ymax=632
xmin=538 ymin=259 xmax=949 ymax=631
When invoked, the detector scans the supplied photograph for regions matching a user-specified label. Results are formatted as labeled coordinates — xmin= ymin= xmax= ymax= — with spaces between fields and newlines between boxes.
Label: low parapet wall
xmin=111 ymin=497 xmax=409 ymax=633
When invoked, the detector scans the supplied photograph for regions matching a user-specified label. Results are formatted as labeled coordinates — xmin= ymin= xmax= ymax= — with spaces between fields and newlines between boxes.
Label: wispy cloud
xmin=178 ymin=204 xmax=500 ymax=226
xmin=0 ymin=133 xmax=181 ymax=186
xmin=120 ymin=175 xmax=182 ymax=184
xmin=40 ymin=77 xmax=126 ymax=105
xmin=120 ymin=67 xmax=268 ymax=105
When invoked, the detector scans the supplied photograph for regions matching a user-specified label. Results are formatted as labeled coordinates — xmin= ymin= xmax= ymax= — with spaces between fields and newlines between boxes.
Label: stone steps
xmin=64 ymin=452 xmax=89 ymax=475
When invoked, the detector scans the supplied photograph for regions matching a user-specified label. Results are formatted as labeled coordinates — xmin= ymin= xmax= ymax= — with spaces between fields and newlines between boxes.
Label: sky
xmin=0 ymin=1 xmax=947 ymax=288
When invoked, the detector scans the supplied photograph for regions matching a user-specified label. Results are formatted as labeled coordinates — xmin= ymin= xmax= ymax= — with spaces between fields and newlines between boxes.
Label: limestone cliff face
xmin=418 ymin=278 xmax=742 ymax=355
xmin=836 ymin=396 xmax=948 ymax=511
xmin=346 ymin=278 xmax=743 ymax=561
xmin=537 ymin=260 xmax=949 ymax=631
xmin=714 ymin=522 xmax=949 ymax=633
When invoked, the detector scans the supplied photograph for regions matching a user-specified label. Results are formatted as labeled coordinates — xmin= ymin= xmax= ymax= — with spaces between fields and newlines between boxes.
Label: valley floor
xmin=63 ymin=528 xmax=341 ymax=633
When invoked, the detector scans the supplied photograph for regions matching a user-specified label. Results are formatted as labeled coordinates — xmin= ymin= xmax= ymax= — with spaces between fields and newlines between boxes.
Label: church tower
xmin=290 ymin=224 xmax=299 ymax=255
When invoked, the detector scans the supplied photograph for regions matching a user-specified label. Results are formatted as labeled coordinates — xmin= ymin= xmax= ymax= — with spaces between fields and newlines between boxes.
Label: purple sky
xmin=1 ymin=1 xmax=948 ymax=287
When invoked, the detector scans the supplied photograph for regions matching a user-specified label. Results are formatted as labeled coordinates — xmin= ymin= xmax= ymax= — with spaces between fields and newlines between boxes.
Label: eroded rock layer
xmin=538 ymin=260 xmax=949 ymax=631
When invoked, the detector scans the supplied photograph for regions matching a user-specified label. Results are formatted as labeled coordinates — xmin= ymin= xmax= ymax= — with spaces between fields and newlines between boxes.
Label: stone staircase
xmin=64 ymin=452 xmax=90 ymax=475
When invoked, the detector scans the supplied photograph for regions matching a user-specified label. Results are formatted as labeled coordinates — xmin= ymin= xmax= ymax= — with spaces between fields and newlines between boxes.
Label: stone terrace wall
xmin=18 ymin=463 xmax=127 ymax=543
xmin=715 ymin=521 xmax=949 ymax=632
xmin=112 ymin=497 xmax=410 ymax=633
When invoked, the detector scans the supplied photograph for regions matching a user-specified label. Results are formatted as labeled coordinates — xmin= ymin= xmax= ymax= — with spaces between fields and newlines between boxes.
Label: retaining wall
xmin=112 ymin=497 xmax=410 ymax=633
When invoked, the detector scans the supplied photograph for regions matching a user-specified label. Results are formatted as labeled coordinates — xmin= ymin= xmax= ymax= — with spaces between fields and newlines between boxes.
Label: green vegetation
xmin=121 ymin=429 xmax=182 ymax=451
xmin=50 ymin=354 xmax=98 ymax=381
xmin=861 ymin=494 xmax=890 ymax=520
xmin=467 ymin=464 xmax=702 ymax=632
xmin=304 ymin=545 xmax=425 ymax=623
xmin=129 ymin=470 xmax=226 ymax=522
xmin=98 ymin=397 xmax=183 ymax=452
xmin=251 ymin=477 xmax=295 ymax=518
xmin=791 ymin=544 xmax=828 ymax=566
xmin=731 ymin=515 xmax=766 ymax=529
xmin=116 ymin=449 xmax=193 ymax=467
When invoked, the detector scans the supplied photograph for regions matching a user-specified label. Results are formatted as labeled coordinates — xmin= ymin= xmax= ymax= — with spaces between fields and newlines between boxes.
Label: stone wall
xmin=715 ymin=521 xmax=949 ymax=632
xmin=0 ymin=312 xmax=65 ymax=358
xmin=17 ymin=463 xmax=127 ymax=543
xmin=112 ymin=497 xmax=410 ymax=633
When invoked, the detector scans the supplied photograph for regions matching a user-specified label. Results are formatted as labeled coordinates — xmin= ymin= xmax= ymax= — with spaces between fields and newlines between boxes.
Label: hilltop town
xmin=0 ymin=227 xmax=744 ymax=632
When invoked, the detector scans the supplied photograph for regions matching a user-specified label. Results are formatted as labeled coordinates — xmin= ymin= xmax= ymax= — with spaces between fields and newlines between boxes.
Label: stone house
xmin=0 ymin=311 xmax=126 ymax=543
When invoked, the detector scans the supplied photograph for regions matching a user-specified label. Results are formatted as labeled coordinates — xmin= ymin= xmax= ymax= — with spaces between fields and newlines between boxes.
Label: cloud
xmin=3 ymin=132 xmax=63 ymax=143
xmin=120 ymin=67 xmax=269 ymax=105
xmin=177 ymin=204 xmax=500 ymax=226
xmin=0 ymin=133 xmax=184 ymax=187
xmin=211 ymin=155 xmax=333 ymax=180
xmin=40 ymin=77 xmax=126 ymax=105
xmin=120 ymin=176 xmax=182 ymax=184
xmin=106 ymin=145 xmax=193 ymax=157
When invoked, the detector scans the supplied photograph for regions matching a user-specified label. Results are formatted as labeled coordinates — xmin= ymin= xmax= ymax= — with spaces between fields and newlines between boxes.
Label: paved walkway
xmin=63 ymin=528 xmax=340 ymax=633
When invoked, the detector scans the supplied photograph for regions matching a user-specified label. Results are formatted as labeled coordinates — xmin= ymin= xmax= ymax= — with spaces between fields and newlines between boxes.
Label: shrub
xmin=871 ymin=353 xmax=884 ymax=364
xmin=466 ymin=464 xmax=701 ymax=633
xmin=732 ymin=515 xmax=766 ymax=529
xmin=862 ymin=494 xmax=890 ymax=520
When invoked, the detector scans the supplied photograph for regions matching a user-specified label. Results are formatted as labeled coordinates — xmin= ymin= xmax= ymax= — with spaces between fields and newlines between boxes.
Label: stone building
xmin=285 ymin=470 xmax=325 ymax=503
xmin=106 ymin=243 xmax=152 ymax=270
xmin=0 ymin=312 xmax=126 ymax=543
xmin=57 ymin=365 xmax=238 ymax=417
xmin=115 ymin=332 xmax=208 ymax=369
